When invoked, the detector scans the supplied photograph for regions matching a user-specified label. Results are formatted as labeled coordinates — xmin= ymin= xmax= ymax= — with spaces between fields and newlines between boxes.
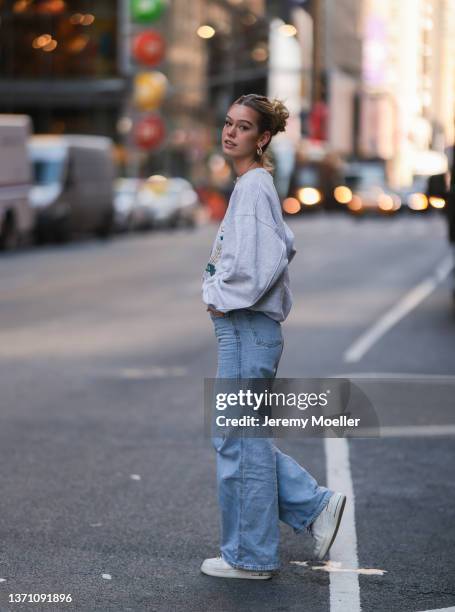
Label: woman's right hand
xmin=207 ymin=306 xmax=225 ymax=317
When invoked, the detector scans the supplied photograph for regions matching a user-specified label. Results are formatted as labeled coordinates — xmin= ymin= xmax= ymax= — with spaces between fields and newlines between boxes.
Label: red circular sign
xmin=132 ymin=31 xmax=165 ymax=67
xmin=134 ymin=116 xmax=166 ymax=150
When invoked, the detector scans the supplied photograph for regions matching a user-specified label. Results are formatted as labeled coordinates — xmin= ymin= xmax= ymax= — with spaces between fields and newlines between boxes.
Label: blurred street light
xmin=69 ymin=13 xmax=95 ymax=25
xmin=32 ymin=34 xmax=52 ymax=49
xmin=66 ymin=35 xmax=89 ymax=54
xmin=80 ymin=14 xmax=95 ymax=26
xmin=197 ymin=25 xmax=216 ymax=39
xmin=13 ymin=0 xmax=32 ymax=13
xmin=278 ymin=23 xmax=297 ymax=37
xmin=35 ymin=0 xmax=66 ymax=15
xmin=117 ymin=117 xmax=133 ymax=135
xmin=251 ymin=44 xmax=268 ymax=62
xmin=42 ymin=39 xmax=58 ymax=52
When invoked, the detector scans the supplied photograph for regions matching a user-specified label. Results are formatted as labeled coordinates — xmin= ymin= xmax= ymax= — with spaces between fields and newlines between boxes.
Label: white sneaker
xmin=309 ymin=492 xmax=346 ymax=560
xmin=200 ymin=556 xmax=273 ymax=580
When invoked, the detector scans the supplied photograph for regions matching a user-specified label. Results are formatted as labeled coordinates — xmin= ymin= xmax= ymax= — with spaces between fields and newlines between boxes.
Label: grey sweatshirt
xmin=202 ymin=167 xmax=296 ymax=322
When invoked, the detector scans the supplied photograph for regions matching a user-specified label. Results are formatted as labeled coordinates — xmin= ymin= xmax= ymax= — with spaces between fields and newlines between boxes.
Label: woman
xmin=201 ymin=94 xmax=346 ymax=580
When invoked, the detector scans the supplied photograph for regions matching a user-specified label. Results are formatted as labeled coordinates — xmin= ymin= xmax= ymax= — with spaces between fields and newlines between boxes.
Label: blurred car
xmin=398 ymin=174 xmax=448 ymax=214
xmin=287 ymin=164 xmax=323 ymax=213
xmin=113 ymin=178 xmax=142 ymax=232
xmin=344 ymin=161 xmax=401 ymax=216
xmin=131 ymin=175 xmax=199 ymax=230
xmin=398 ymin=176 xmax=429 ymax=213
xmin=167 ymin=177 xmax=199 ymax=228
xmin=287 ymin=160 xmax=347 ymax=214
xmin=0 ymin=114 xmax=34 ymax=250
xmin=29 ymin=135 xmax=114 ymax=242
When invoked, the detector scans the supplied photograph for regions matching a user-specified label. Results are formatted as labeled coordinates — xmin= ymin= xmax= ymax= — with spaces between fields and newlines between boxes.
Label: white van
xmin=0 ymin=115 xmax=34 ymax=249
xmin=29 ymin=135 xmax=114 ymax=242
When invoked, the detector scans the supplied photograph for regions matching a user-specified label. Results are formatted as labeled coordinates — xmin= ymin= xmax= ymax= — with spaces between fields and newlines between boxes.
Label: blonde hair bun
xmin=270 ymin=98 xmax=289 ymax=135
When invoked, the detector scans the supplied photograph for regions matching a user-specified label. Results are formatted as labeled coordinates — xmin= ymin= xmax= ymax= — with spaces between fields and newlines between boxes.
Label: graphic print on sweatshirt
xmin=205 ymin=223 xmax=224 ymax=277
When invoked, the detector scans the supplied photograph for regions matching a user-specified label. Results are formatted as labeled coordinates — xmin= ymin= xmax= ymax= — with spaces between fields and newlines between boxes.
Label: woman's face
xmin=222 ymin=104 xmax=270 ymax=160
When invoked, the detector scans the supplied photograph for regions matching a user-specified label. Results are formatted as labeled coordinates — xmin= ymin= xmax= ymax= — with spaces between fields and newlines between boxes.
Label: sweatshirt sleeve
xmin=284 ymin=222 xmax=297 ymax=263
xmin=202 ymin=213 xmax=288 ymax=313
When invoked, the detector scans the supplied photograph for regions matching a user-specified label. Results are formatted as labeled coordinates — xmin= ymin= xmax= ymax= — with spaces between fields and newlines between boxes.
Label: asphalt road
xmin=0 ymin=212 xmax=454 ymax=612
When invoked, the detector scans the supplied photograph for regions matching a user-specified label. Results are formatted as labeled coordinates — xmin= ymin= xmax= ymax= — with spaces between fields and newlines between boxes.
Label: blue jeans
xmin=209 ymin=308 xmax=332 ymax=571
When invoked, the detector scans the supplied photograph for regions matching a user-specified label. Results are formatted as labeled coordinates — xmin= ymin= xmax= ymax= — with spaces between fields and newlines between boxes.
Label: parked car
xmin=130 ymin=179 xmax=162 ymax=230
xmin=113 ymin=178 xmax=142 ymax=232
xmin=131 ymin=175 xmax=199 ymax=230
xmin=29 ymin=135 xmax=114 ymax=243
xmin=166 ymin=177 xmax=199 ymax=228
xmin=344 ymin=161 xmax=401 ymax=216
xmin=0 ymin=114 xmax=34 ymax=250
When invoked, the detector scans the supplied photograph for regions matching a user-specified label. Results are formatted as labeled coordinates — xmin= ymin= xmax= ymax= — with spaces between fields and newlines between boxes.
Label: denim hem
xmin=293 ymin=489 xmax=334 ymax=535
xmin=221 ymin=553 xmax=280 ymax=572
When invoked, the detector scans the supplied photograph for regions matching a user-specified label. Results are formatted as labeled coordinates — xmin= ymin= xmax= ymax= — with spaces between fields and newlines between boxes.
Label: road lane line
xmin=325 ymin=438 xmax=361 ymax=612
xmin=343 ymin=254 xmax=454 ymax=363
xmin=340 ymin=372 xmax=455 ymax=382
xmin=115 ymin=366 xmax=188 ymax=379
xmin=311 ymin=560 xmax=385 ymax=575
xmin=290 ymin=560 xmax=386 ymax=575
xmin=354 ymin=425 xmax=455 ymax=437
xmin=416 ymin=608 xmax=455 ymax=612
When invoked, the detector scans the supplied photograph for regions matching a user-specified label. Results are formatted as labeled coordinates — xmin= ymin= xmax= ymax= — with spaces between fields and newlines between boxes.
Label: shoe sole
xmin=201 ymin=566 xmax=272 ymax=580
xmin=315 ymin=493 xmax=346 ymax=561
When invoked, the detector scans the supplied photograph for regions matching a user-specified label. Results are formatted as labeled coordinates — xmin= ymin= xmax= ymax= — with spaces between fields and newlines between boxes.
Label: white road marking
xmin=290 ymin=560 xmax=386 ymax=575
xmin=290 ymin=560 xmax=310 ymax=567
xmin=116 ymin=366 xmax=188 ymax=379
xmin=343 ymin=254 xmax=454 ymax=363
xmin=416 ymin=608 xmax=455 ymax=612
xmin=313 ymin=561 xmax=385 ymax=575
xmin=357 ymin=425 xmax=455 ymax=437
xmin=339 ymin=372 xmax=455 ymax=382
xmin=101 ymin=573 xmax=112 ymax=580
xmin=324 ymin=438 xmax=361 ymax=612
xmin=331 ymin=372 xmax=455 ymax=437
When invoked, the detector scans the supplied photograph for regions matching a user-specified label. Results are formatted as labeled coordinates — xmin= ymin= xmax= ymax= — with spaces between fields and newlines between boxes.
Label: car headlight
xmin=282 ymin=197 xmax=301 ymax=214
xmin=297 ymin=187 xmax=321 ymax=206
xmin=378 ymin=194 xmax=394 ymax=211
xmin=347 ymin=195 xmax=363 ymax=212
xmin=408 ymin=193 xmax=428 ymax=211
xmin=429 ymin=196 xmax=445 ymax=209
xmin=334 ymin=186 xmax=352 ymax=204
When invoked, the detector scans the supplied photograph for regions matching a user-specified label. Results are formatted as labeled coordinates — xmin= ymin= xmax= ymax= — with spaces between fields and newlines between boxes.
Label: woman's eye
xmin=224 ymin=121 xmax=247 ymax=131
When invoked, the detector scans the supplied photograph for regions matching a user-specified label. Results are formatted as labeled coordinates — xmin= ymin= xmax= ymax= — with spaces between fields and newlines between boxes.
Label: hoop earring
xmin=256 ymin=145 xmax=263 ymax=157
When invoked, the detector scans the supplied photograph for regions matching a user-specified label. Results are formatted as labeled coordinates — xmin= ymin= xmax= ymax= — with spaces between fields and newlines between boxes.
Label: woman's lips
xmin=224 ymin=140 xmax=236 ymax=148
